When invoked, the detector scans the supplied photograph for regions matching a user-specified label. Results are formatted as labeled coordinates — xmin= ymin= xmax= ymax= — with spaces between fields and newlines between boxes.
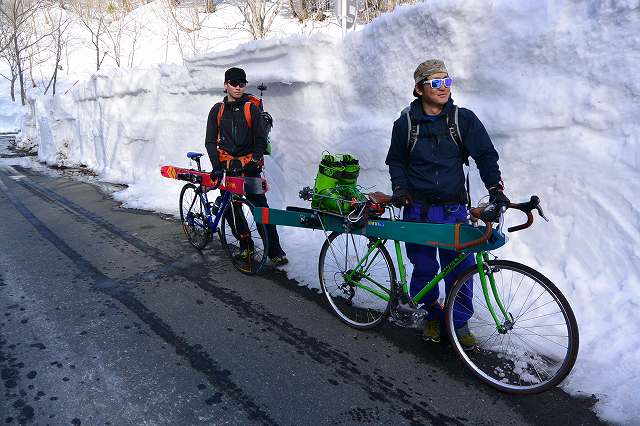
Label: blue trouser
xmin=403 ymin=202 xmax=475 ymax=329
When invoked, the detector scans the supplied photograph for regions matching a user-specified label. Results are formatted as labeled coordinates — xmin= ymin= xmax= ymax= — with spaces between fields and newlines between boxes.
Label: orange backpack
xmin=216 ymin=95 xmax=272 ymax=155
xmin=216 ymin=95 xmax=262 ymax=133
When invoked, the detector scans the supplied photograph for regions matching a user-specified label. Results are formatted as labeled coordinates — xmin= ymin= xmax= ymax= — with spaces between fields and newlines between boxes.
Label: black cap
xmin=224 ymin=67 xmax=247 ymax=83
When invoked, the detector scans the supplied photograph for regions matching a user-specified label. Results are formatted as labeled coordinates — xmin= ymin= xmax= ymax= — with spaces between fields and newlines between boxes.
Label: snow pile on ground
xmin=21 ymin=0 xmax=640 ymax=423
xmin=0 ymin=99 xmax=27 ymax=133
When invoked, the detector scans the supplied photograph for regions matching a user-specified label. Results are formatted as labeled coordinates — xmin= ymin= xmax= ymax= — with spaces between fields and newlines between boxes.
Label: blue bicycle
xmin=169 ymin=152 xmax=270 ymax=274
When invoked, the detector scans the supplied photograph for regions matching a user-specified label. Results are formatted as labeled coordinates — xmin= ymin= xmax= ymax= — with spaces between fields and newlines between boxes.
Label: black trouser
xmin=223 ymin=165 xmax=286 ymax=258
xmin=245 ymin=192 xmax=286 ymax=258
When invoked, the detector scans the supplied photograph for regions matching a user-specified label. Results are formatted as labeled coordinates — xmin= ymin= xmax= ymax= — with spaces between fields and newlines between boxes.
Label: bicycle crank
xmin=390 ymin=295 xmax=426 ymax=328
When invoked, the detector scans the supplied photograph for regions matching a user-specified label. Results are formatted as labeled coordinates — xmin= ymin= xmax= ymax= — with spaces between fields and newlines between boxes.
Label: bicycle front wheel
xmin=445 ymin=259 xmax=579 ymax=394
xmin=318 ymin=232 xmax=395 ymax=329
xmin=219 ymin=196 xmax=268 ymax=275
xmin=179 ymin=183 xmax=211 ymax=250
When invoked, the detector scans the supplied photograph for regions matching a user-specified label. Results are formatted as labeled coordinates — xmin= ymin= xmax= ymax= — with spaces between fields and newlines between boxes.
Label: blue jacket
xmin=385 ymin=98 xmax=502 ymax=200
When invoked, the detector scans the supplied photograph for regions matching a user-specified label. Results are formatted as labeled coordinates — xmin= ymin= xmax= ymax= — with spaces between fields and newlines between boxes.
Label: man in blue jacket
xmin=385 ymin=59 xmax=509 ymax=347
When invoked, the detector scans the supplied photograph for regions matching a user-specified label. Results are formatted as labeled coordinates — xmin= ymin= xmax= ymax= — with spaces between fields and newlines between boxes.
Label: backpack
xmin=402 ymin=105 xmax=471 ymax=208
xmin=216 ymin=94 xmax=273 ymax=155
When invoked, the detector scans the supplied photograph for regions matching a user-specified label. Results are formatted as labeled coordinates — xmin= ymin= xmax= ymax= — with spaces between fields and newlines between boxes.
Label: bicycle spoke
xmin=511 ymin=326 xmax=569 ymax=349
xmin=514 ymin=286 xmax=549 ymax=323
xmin=505 ymin=270 xmax=526 ymax=313
xmin=515 ymin=299 xmax=559 ymax=322
xmin=516 ymin=310 xmax=563 ymax=322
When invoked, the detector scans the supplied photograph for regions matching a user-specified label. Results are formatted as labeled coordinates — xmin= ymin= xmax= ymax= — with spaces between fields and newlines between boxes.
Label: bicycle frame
xmin=180 ymin=155 xmax=235 ymax=234
xmin=184 ymin=186 xmax=232 ymax=233
xmin=343 ymin=210 xmax=512 ymax=332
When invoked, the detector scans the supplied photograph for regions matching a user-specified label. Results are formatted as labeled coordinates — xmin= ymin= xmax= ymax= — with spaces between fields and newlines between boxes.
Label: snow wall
xmin=29 ymin=0 xmax=640 ymax=423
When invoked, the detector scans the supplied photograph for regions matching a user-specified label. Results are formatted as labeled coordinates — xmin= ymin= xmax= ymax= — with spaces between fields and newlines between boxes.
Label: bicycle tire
xmin=445 ymin=259 xmax=579 ymax=394
xmin=219 ymin=196 xmax=269 ymax=275
xmin=318 ymin=232 xmax=395 ymax=329
xmin=179 ymin=183 xmax=211 ymax=250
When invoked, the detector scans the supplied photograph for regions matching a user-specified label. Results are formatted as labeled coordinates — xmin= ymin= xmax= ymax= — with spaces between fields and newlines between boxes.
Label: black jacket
xmin=385 ymin=98 xmax=502 ymax=200
xmin=205 ymin=94 xmax=267 ymax=167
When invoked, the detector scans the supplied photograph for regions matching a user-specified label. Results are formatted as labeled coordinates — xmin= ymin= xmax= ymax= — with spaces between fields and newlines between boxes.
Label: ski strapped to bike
xmin=160 ymin=165 xmax=268 ymax=195
xmin=253 ymin=205 xmax=506 ymax=253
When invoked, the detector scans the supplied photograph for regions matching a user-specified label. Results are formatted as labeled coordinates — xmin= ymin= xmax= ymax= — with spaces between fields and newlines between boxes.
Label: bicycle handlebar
xmin=462 ymin=195 xmax=548 ymax=250
xmin=506 ymin=195 xmax=548 ymax=232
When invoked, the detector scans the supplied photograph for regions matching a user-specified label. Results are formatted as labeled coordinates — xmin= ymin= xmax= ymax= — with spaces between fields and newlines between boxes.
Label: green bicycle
xmin=316 ymin=194 xmax=579 ymax=394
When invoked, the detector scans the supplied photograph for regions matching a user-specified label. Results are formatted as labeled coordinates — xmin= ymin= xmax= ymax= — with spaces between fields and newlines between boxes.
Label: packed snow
xmin=3 ymin=0 xmax=640 ymax=423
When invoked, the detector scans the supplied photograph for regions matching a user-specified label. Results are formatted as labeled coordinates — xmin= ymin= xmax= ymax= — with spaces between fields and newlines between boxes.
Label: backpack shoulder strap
xmin=244 ymin=102 xmax=253 ymax=129
xmin=216 ymin=102 xmax=224 ymax=126
xmin=215 ymin=102 xmax=224 ymax=142
xmin=447 ymin=106 xmax=472 ymax=208
xmin=447 ymin=106 xmax=468 ymax=165
xmin=401 ymin=107 xmax=419 ymax=156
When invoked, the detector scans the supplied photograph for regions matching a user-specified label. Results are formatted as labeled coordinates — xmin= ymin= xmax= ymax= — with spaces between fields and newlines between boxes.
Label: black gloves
xmin=481 ymin=184 xmax=510 ymax=222
xmin=243 ymin=159 xmax=262 ymax=177
xmin=210 ymin=169 xmax=224 ymax=184
xmin=489 ymin=187 xmax=510 ymax=208
xmin=392 ymin=188 xmax=413 ymax=208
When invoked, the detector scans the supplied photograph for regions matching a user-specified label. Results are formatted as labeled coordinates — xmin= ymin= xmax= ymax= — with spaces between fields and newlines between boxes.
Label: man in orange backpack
xmin=204 ymin=67 xmax=288 ymax=266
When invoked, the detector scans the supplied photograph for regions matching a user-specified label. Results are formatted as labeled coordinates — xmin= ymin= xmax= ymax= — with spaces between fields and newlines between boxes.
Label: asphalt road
xmin=0 ymin=159 xmax=604 ymax=425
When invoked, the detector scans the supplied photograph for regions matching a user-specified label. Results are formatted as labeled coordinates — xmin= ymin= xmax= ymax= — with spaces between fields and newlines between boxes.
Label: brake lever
xmin=536 ymin=205 xmax=549 ymax=222
xmin=497 ymin=206 xmax=507 ymax=233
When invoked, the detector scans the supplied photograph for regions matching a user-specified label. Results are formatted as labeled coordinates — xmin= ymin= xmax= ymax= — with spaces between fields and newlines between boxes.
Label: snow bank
xmin=30 ymin=0 xmax=640 ymax=423
xmin=0 ymin=99 xmax=27 ymax=133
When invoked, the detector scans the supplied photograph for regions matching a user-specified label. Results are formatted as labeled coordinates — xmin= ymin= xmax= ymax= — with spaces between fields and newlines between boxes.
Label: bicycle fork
xmin=476 ymin=252 xmax=513 ymax=333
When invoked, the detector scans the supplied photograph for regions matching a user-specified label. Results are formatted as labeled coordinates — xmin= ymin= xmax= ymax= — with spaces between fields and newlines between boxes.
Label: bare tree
xmin=359 ymin=0 xmax=415 ymax=23
xmin=0 ymin=0 xmax=48 ymax=104
xmin=42 ymin=6 xmax=71 ymax=94
xmin=26 ymin=7 xmax=51 ymax=89
xmin=104 ymin=3 xmax=125 ymax=66
xmin=0 ymin=24 xmax=13 ymax=55
xmin=156 ymin=0 xmax=218 ymax=62
xmin=290 ymin=0 xmax=328 ymax=23
xmin=105 ymin=2 xmax=146 ymax=67
xmin=239 ymin=0 xmax=284 ymax=40
xmin=1 ymin=9 xmax=20 ymax=101
xmin=0 ymin=37 xmax=19 ymax=101
xmin=71 ymin=0 xmax=110 ymax=70
xmin=125 ymin=11 xmax=142 ymax=67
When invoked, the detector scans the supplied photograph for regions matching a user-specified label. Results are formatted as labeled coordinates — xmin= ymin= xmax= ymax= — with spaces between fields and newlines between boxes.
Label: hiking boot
xmin=456 ymin=323 xmax=477 ymax=350
xmin=422 ymin=320 xmax=441 ymax=343
xmin=269 ymin=255 xmax=289 ymax=266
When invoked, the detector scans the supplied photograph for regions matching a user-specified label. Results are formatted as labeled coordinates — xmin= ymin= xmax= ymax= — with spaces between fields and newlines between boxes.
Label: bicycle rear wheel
xmin=219 ymin=196 xmax=268 ymax=275
xmin=318 ymin=232 xmax=395 ymax=329
xmin=445 ymin=259 xmax=579 ymax=394
xmin=179 ymin=183 xmax=211 ymax=250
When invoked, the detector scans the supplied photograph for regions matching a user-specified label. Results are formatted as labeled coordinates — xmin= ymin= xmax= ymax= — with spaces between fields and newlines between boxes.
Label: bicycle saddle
xmin=187 ymin=152 xmax=204 ymax=160
xmin=368 ymin=192 xmax=393 ymax=205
